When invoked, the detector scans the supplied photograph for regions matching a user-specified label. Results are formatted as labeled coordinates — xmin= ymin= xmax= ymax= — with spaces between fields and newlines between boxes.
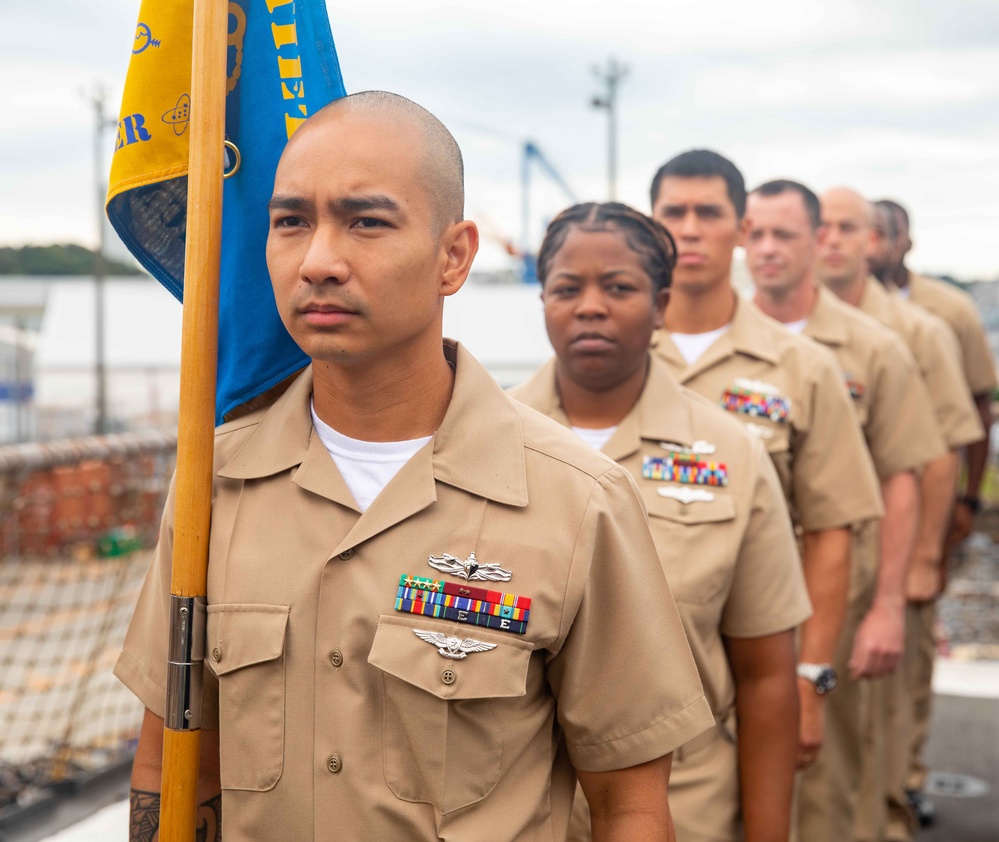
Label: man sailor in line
xmin=872 ymin=200 xmax=994 ymax=559
xmin=513 ymin=201 xmax=811 ymax=842
xmin=816 ymin=187 xmax=983 ymax=842
xmin=647 ymin=150 xmax=884 ymax=777
xmin=870 ymin=199 xmax=994 ymax=557
xmin=744 ymin=179 xmax=946 ymax=842
xmin=872 ymin=197 xmax=997 ymax=832
xmin=115 ymin=91 xmax=713 ymax=842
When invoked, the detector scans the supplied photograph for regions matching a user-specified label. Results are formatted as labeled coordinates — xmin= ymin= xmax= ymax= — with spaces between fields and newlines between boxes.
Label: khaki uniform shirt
xmin=859 ymin=278 xmax=984 ymax=450
xmin=652 ymin=297 xmax=883 ymax=533
xmin=804 ymin=287 xmax=947 ymax=598
xmin=512 ymin=356 xmax=812 ymax=726
xmin=805 ymin=286 xmax=946 ymax=478
xmin=115 ymin=341 xmax=712 ymax=842
xmin=903 ymin=273 xmax=997 ymax=396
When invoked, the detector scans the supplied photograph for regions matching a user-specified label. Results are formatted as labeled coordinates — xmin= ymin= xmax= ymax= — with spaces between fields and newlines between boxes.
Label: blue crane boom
xmin=521 ymin=141 xmax=577 ymax=284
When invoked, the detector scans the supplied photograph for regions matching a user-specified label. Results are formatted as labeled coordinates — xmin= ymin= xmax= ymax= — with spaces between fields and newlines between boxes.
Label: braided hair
xmin=536 ymin=202 xmax=677 ymax=293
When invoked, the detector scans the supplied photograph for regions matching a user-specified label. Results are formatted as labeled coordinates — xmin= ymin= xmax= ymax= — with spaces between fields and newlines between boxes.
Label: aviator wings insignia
xmin=413 ymin=629 xmax=498 ymax=659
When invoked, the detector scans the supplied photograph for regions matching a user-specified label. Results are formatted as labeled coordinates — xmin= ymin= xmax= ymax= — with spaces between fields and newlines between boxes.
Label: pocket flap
xmin=368 ymin=614 xmax=532 ymax=701
xmin=206 ymin=604 xmax=289 ymax=676
xmin=642 ymin=487 xmax=736 ymax=524
xmin=742 ymin=421 xmax=790 ymax=455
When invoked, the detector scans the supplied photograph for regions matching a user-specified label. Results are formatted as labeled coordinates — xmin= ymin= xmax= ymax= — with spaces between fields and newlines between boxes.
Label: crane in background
xmin=457 ymin=118 xmax=577 ymax=285
xmin=518 ymin=141 xmax=577 ymax=284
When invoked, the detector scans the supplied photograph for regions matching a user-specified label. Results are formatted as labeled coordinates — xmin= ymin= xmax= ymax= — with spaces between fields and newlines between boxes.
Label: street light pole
xmin=87 ymin=83 xmax=114 ymax=435
xmin=591 ymin=58 xmax=629 ymax=201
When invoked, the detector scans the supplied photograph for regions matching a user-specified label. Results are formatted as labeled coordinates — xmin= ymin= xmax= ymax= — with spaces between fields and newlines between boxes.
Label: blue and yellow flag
xmin=107 ymin=0 xmax=346 ymax=422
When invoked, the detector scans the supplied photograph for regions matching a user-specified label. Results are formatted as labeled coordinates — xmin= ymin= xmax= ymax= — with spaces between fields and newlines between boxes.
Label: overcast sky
xmin=3 ymin=0 xmax=998 ymax=279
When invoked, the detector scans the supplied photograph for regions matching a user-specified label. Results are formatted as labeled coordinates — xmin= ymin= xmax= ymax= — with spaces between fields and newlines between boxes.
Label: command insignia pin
xmin=658 ymin=486 xmax=715 ymax=504
xmin=428 ymin=552 xmax=512 ymax=582
xmin=413 ymin=629 xmax=497 ymax=659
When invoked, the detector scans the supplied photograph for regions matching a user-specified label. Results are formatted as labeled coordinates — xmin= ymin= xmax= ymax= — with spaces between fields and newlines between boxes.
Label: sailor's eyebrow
xmin=268 ymin=195 xmax=312 ymax=213
xmin=328 ymin=194 xmax=402 ymax=215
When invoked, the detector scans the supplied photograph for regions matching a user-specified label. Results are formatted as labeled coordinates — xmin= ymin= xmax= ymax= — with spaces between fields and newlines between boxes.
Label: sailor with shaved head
xmin=816 ymin=186 xmax=983 ymax=842
xmin=115 ymin=91 xmax=712 ymax=842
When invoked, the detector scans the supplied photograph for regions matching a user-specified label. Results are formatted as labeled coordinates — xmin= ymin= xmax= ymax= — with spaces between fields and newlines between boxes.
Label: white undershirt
xmin=311 ymin=401 xmax=432 ymax=512
xmin=669 ymin=325 xmax=730 ymax=366
xmin=571 ymin=425 xmax=618 ymax=452
xmin=782 ymin=318 xmax=808 ymax=335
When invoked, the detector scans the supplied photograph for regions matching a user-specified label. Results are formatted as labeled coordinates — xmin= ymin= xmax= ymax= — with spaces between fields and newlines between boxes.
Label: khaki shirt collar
xmin=858 ymin=275 xmax=893 ymax=321
xmin=803 ymin=285 xmax=849 ymax=346
xmin=516 ymin=355 xmax=695 ymax=463
xmin=725 ymin=297 xmax=783 ymax=365
xmin=655 ymin=294 xmax=783 ymax=381
xmin=219 ymin=340 xmax=529 ymax=508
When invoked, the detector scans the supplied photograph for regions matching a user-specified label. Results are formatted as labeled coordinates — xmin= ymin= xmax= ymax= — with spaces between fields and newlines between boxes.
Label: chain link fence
xmin=0 ymin=431 xmax=176 ymax=820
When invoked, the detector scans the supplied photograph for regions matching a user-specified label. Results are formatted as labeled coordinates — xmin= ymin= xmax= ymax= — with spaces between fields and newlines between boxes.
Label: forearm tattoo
xmin=129 ymin=789 xmax=222 ymax=842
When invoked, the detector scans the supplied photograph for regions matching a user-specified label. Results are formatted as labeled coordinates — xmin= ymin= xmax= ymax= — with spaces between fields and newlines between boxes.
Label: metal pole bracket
xmin=165 ymin=594 xmax=207 ymax=730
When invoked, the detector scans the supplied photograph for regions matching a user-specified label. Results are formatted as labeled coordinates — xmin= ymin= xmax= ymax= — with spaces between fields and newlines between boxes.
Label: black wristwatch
xmin=797 ymin=663 xmax=838 ymax=695
xmin=958 ymin=495 xmax=982 ymax=514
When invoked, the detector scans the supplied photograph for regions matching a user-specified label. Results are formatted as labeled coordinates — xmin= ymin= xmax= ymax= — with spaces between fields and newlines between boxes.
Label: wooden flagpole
xmin=159 ymin=0 xmax=227 ymax=836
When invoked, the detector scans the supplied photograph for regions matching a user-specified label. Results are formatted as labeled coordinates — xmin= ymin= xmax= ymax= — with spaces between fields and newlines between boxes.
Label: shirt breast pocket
xmin=368 ymin=614 xmax=533 ymax=815
xmin=643 ymin=489 xmax=737 ymax=606
xmin=206 ymin=604 xmax=289 ymax=791
xmin=742 ymin=422 xmax=793 ymax=502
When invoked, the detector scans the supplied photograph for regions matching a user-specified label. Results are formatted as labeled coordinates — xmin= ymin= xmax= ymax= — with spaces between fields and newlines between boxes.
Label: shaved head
xmin=821 ymin=187 xmax=875 ymax=226
xmin=295 ymin=90 xmax=464 ymax=236
xmin=816 ymin=187 xmax=877 ymax=291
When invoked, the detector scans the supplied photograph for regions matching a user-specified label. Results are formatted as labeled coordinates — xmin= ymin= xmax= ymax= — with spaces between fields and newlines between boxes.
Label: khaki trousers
xmin=567 ymin=723 xmax=739 ymax=842
xmin=798 ymin=522 xmax=878 ymax=842
xmin=855 ymin=601 xmax=934 ymax=842
xmin=904 ymin=601 xmax=937 ymax=793
xmin=854 ymin=674 xmax=889 ymax=842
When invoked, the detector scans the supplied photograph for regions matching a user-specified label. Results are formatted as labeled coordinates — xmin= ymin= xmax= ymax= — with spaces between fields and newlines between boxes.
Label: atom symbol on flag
xmin=162 ymin=94 xmax=191 ymax=136
xmin=133 ymin=23 xmax=161 ymax=54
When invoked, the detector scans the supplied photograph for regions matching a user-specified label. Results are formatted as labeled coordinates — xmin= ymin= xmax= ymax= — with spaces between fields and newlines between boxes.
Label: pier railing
xmin=0 ymin=430 xmax=177 ymax=819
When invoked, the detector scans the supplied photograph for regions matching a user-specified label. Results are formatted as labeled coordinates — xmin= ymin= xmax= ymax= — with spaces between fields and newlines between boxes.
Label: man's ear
xmin=440 ymin=220 xmax=479 ymax=298
xmin=735 ymin=214 xmax=752 ymax=248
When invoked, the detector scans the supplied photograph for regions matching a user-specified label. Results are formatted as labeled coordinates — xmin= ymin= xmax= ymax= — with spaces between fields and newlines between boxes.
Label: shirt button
xmin=327 ymin=754 xmax=342 ymax=774
xmin=441 ymin=669 xmax=456 ymax=685
xmin=338 ymin=548 xmax=354 ymax=560
xmin=329 ymin=650 xmax=343 ymax=668
xmin=679 ymin=504 xmax=689 ymax=516
xmin=211 ymin=647 xmax=222 ymax=662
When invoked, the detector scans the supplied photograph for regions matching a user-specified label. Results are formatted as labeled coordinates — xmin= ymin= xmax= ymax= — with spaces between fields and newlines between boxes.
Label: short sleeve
xmin=955 ymin=306 xmax=998 ymax=396
xmin=721 ymin=438 xmax=812 ymax=638
xmin=863 ymin=335 xmax=947 ymax=477
xmin=792 ymin=350 xmax=883 ymax=531
xmin=113 ymin=473 xmax=220 ymax=729
xmin=546 ymin=467 xmax=713 ymax=773
xmin=913 ymin=317 xmax=984 ymax=449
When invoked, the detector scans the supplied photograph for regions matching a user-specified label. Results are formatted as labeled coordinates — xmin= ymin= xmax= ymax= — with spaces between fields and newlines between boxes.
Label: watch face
xmin=816 ymin=668 xmax=838 ymax=694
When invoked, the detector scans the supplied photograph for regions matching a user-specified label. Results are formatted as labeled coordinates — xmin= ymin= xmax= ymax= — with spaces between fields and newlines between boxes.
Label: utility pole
xmin=87 ymin=83 xmax=115 ymax=435
xmin=591 ymin=58 xmax=629 ymax=201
